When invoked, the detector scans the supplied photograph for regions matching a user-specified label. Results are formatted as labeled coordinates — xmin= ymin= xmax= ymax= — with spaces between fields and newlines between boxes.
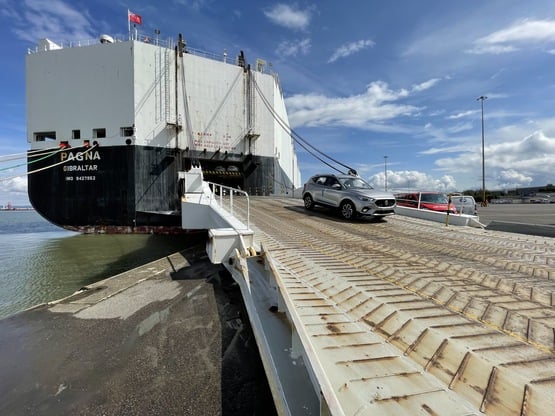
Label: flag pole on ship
xmin=128 ymin=9 xmax=143 ymax=40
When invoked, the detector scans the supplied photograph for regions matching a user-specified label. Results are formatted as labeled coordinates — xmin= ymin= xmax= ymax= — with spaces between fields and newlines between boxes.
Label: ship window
xmin=34 ymin=131 xmax=56 ymax=142
xmin=93 ymin=128 xmax=106 ymax=138
xmin=72 ymin=129 xmax=81 ymax=139
xmin=120 ymin=126 xmax=134 ymax=137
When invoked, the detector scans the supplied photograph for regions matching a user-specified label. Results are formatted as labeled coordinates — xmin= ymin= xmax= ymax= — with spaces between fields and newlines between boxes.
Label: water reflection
xmin=0 ymin=229 xmax=205 ymax=319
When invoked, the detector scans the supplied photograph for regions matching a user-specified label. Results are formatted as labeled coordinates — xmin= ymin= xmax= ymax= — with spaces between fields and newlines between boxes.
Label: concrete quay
xmin=0 ymin=243 xmax=275 ymax=416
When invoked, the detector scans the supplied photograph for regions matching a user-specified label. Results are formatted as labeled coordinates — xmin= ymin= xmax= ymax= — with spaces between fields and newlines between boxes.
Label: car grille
xmin=376 ymin=199 xmax=396 ymax=208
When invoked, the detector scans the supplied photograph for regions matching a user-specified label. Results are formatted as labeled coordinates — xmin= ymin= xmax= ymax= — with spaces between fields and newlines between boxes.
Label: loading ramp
xmin=181 ymin=175 xmax=555 ymax=415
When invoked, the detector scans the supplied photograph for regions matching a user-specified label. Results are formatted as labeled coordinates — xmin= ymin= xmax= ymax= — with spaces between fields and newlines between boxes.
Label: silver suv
xmin=302 ymin=174 xmax=396 ymax=220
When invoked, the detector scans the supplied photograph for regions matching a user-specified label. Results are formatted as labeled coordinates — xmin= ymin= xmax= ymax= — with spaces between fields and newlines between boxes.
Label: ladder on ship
xmin=164 ymin=48 xmax=171 ymax=124
xmin=245 ymin=66 xmax=258 ymax=154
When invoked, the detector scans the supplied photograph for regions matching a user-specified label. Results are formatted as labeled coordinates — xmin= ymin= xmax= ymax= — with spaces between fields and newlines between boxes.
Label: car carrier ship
xmin=26 ymin=32 xmax=301 ymax=233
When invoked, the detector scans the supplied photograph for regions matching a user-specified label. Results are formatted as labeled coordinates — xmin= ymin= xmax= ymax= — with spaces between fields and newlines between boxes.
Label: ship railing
xmin=206 ymin=182 xmax=250 ymax=230
xmin=27 ymin=32 xmax=275 ymax=74
xmin=26 ymin=33 xmax=230 ymax=67
xmin=27 ymin=34 xmax=174 ymax=54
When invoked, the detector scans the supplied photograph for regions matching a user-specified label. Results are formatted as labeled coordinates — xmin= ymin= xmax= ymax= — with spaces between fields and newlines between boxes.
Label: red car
xmin=395 ymin=192 xmax=457 ymax=213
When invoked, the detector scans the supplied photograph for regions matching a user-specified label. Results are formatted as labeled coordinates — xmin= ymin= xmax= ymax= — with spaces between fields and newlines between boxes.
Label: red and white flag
xmin=128 ymin=10 xmax=142 ymax=25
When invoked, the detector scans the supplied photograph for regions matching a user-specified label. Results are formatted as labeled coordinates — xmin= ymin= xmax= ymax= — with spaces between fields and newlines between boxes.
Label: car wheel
xmin=340 ymin=200 xmax=356 ymax=219
xmin=303 ymin=194 xmax=314 ymax=210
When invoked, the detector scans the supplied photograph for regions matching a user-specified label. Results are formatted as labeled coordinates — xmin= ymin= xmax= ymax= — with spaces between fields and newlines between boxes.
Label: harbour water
xmin=0 ymin=210 xmax=202 ymax=319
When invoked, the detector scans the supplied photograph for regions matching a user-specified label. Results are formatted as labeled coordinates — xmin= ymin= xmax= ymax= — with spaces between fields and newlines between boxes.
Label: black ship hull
xmin=28 ymin=145 xmax=291 ymax=233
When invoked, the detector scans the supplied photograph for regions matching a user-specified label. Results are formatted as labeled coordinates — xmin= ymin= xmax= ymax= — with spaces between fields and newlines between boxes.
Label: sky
xmin=2 ymin=0 xmax=555 ymax=205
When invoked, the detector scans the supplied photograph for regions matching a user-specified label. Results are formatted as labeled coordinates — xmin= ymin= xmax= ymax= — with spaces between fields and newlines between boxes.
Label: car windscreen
xmin=420 ymin=193 xmax=448 ymax=203
xmin=339 ymin=177 xmax=373 ymax=189
xmin=454 ymin=197 xmax=473 ymax=204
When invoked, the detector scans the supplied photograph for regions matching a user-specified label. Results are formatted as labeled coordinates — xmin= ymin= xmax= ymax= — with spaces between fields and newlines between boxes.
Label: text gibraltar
xmin=63 ymin=165 xmax=98 ymax=172
xmin=60 ymin=150 xmax=101 ymax=162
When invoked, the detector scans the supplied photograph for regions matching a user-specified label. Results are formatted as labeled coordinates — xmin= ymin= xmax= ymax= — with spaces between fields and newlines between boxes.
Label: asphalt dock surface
xmin=479 ymin=202 xmax=555 ymax=237
xmin=0 ymin=242 xmax=275 ymax=416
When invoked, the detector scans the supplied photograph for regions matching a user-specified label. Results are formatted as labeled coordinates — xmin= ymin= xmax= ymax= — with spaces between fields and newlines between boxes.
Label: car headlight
xmin=357 ymin=196 xmax=375 ymax=202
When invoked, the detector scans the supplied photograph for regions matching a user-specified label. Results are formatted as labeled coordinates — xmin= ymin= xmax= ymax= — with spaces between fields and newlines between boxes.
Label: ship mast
xmin=175 ymin=34 xmax=183 ymax=150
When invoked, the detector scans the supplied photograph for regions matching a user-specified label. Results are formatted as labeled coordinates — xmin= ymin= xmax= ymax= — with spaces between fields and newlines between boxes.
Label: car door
xmin=321 ymin=176 xmax=343 ymax=207
xmin=311 ymin=176 xmax=327 ymax=203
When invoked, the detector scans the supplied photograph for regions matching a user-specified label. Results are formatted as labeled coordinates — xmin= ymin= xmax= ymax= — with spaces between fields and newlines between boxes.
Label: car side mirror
xmin=332 ymin=183 xmax=342 ymax=189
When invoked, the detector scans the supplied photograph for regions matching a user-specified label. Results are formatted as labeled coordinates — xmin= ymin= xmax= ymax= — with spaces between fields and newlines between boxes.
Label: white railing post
xmin=202 ymin=181 xmax=250 ymax=230
xmin=230 ymin=191 xmax=234 ymax=216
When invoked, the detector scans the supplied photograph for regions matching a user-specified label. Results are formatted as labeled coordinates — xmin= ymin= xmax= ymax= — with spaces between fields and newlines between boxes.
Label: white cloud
xmin=481 ymin=19 xmax=555 ymax=44
xmin=411 ymin=78 xmax=441 ymax=93
xmin=328 ymin=39 xmax=375 ymax=63
xmin=276 ymin=38 xmax=311 ymax=57
xmin=174 ymin=0 xmax=210 ymax=11
xmin=4 ymin=176 xmax=27 ymax=193
xmin=447 ymin=122 xmax=473 ymax=134
xmin=13 ymin=0 xmax=94 ymax=43
xmin=497 ymin=169 xmax=533 ymax=188
xmin=368 ymin=170 xmax=457 ymax=192
xmin=467 ymin=44 xmax=517 ymax=55
xmin=447 ymin=110 xmax=477 ymax=120
xmin=420 ymin=144 xmax=473 ymax=156
xmin=468 ymin=19 xmax=555 ymax=54
xmin=264 ymin=4 xmax=312 ymax=31
xmin=435 ymin=130 xmax=555 ymax=190
xmin=286 ymin=80 xmax=427 ymax=129
xmin=0 ymin=175 xmax=28 ymax=205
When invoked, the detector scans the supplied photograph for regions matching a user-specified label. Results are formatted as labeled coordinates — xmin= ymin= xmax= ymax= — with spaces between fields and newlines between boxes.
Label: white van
xmin=450 ymin=195 xmax=477 ymax=215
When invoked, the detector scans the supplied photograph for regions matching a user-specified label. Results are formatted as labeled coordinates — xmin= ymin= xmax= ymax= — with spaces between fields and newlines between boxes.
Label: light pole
xmin=477 ymin=96 xmax=487 ymax=206
xmin=384 ymin=156 xmax=388 ymax=191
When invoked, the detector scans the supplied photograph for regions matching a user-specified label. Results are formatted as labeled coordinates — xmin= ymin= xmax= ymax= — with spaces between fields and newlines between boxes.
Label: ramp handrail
xmin=206 ymin=182 xmax=250 ymax=229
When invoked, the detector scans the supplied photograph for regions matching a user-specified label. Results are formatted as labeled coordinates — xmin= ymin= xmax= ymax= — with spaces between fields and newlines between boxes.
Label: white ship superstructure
xmin=26 ymin=33 xmax=300 ymax=232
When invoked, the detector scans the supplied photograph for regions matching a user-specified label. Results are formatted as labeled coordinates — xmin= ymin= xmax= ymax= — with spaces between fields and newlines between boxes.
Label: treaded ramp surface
xmin=237 ymin=197 xmax=555 ymax=415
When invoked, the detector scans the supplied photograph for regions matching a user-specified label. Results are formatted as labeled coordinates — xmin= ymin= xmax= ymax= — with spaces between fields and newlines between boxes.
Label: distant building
xmin=515 ymin=185 xmax=554 ymax=197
